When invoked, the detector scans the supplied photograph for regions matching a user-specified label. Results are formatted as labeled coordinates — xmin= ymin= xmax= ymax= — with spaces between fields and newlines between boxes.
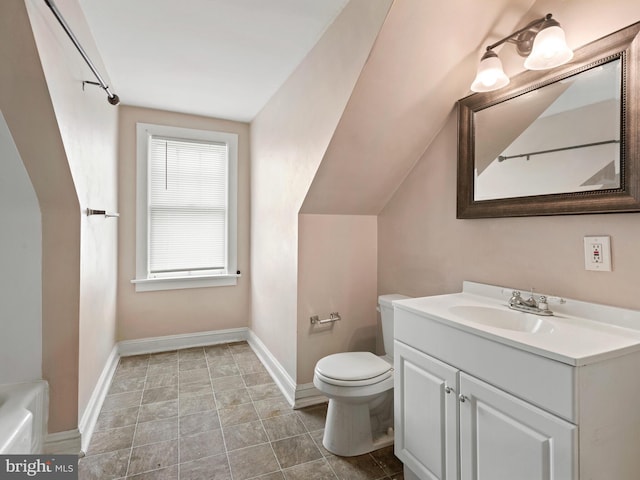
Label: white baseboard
xmin=78 ymin=344 xmax=119 ymax=454
xmin=246 ymin=331 xmax=297 ymax=407
xmin=294 ymin=382 xmax=327 ymax=409
xmin=246 ymin=333 xmax=328 ymax=409
xmin=118 ymin=327 xmax=249 ymax=356
xmin=44 ymin=429 xmax=81 ymax=455
xmin=74 ymin=326 xmax=322 ymax=456
xmin=72 ymin=328 xmax=248 ymax=456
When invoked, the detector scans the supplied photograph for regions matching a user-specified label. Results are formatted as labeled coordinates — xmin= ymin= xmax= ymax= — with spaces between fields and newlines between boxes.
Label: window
xmin=133 ymin=123 xmax=238 ymax=291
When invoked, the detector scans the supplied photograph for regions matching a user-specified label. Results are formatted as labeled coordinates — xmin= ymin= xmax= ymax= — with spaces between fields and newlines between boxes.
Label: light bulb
xmin=525 ymin=23 xmax=573 ymax=70
xmin=471 ymin=51 xmax=510 ymax=92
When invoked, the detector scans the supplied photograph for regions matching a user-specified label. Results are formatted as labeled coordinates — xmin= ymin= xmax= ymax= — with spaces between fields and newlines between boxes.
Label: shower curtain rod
xmin=44 ymin=0 xmax=120 ymax=105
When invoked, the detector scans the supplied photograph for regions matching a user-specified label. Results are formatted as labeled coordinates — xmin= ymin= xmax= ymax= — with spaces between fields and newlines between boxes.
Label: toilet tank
xmin=378 ymin=294 xmax=410 ymax=358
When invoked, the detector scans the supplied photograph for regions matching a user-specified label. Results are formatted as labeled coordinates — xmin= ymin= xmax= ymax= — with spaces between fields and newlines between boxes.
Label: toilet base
xmin=322 ymin=390 xmax=394 ymax=457
xmin=324 ymin=427 xmax=394 ymax=458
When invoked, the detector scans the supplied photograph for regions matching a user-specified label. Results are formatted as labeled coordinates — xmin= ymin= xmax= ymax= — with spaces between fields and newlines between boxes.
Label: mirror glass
xmin=473 ymin=59 xmax=621 ymax=201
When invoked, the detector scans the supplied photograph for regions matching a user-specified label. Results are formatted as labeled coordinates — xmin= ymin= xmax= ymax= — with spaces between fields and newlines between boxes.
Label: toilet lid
xmin=315 ymin=352 xmax=392 ymax=382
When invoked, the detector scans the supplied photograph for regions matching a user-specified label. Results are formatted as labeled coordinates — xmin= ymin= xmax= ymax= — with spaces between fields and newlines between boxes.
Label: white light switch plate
xmin=584 ymin=236 xmax=612 ymax=271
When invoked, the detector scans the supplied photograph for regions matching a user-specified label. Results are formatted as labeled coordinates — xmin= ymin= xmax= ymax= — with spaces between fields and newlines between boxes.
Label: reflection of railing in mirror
xmin=473 ymin=57 xmax=621 ymax=201
xmin=498 ymin=139 xmax=620 ymax=162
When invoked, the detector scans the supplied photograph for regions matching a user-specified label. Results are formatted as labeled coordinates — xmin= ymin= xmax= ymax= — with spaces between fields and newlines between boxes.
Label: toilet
xmin=313 ymin=294 xmax=410 ymax=457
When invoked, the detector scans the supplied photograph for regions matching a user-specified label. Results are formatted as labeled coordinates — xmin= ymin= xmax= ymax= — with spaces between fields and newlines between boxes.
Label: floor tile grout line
xmin=122 ymin=355 xmax=149 ymax=478
xmin=126 ymin=353 xmax=182 ymax=479
xmin=235 ymin=343 xmax=278 ymax=480
xmin=252 ymin=383 xmax=285 ymax=478
xmin=178 ymin=346 xmax=217 ymax=477
xmin=230 ymin=343 xmax=285 ymax=479
xmin=114 ymin=348 xmax=228 ymax=476
xmin=298 ymin=404 xmax=339 ymax=479
xmin=123 ymin=354 xmax=182 ymax=479
xmin=369 ymin=449 xmax=397 ymax=479
xmin=207 ymin=344 xmax=236 ymax=480
xmin=176 ymin=348 xmax=185 ymax=480
xmin=240 ymin=345 xmax=319 ymax=479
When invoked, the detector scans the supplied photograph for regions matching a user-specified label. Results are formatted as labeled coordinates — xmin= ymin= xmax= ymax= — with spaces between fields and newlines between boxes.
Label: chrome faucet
xmin=508 ymin=290 xmax=554 ymax=316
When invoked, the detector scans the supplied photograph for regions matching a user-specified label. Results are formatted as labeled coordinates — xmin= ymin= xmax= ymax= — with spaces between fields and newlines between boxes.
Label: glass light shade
xmin=524 ymin=24 xmax=573 ymax=70
xmin=470 ymin=51 xmax=510 ymax=92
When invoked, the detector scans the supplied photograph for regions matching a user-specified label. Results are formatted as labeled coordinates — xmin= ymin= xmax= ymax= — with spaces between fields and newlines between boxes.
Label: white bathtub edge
xmin=0 ymin=380 xmax=48 ymax=454
xmin=0 ymin=407 xmax=32 ymax=454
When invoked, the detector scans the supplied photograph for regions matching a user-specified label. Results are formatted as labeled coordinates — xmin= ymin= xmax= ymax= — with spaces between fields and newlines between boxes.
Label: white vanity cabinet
xmin=394 ymin=341 xmax=575 ymax=480
xmin=393 ymin=283 xmax=640 ymax=480
xmin=394 ymin=341 xmax=459 ymax=480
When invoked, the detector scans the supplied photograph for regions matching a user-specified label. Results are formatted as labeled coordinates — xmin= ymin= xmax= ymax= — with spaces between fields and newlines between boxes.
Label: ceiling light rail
xmin=44 ymin=0 xmax=120 ymax=105
xmin=471 ymin=13 xmax=573 ymax=93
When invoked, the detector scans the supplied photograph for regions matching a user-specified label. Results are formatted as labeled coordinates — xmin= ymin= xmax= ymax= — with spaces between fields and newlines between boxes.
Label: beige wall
xmin=250 ymin=0 xmax=392 ymax=383
xmin=379 ymin=1 xmax=640 ymax=311
xmin=297 ymin=214 xmax=378 ymax=384
xmin=0 ymin=0 xmax=81 ymax=433
xmin=25 ymin=0 xmax=120 ymax=428
xmin=117 ymin=106 xmax=251 ymax=340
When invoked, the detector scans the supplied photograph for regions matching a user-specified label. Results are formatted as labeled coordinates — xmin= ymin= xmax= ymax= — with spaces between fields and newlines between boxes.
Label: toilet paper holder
xmin=310 ymin=312 xmax=341 ymax=325
xmin=86 ymin=208 xmax=120 ymax=218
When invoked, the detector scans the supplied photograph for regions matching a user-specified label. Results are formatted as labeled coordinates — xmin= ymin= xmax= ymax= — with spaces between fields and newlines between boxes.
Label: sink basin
xmin=448 ymin=305 xmax=555 ymax=334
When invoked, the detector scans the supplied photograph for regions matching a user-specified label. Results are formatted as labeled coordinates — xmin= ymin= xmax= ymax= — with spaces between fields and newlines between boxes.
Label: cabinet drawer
xmin=395 ymin=308 xmax=576 ymax=422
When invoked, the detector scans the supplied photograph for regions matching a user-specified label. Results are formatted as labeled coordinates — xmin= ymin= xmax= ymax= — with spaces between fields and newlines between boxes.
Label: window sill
xmin=131 ymin=273 xmax=240 ymax=292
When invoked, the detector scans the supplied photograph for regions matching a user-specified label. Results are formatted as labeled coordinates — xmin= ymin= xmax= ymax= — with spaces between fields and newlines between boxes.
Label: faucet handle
xmin=538 ymin=296 xmax=548 ymax=310
xmin=546 ymin=296 xmax=566 ymax=305
xmin=509 ymin=291 xmax=522 ymax=306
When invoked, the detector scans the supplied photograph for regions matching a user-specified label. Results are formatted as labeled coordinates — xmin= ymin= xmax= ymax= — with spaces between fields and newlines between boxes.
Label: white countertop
xmin=394 ymin=282 xmax=640 ymax=366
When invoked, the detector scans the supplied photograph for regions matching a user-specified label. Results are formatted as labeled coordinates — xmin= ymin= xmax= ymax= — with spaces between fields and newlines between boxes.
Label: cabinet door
xmin=394 ymin=340 xmax=459 ymax=480
xmin=459 ymin=373 xmax=577 ymax=480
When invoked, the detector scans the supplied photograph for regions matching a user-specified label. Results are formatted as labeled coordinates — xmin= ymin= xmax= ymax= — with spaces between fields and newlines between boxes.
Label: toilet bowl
xmin=313 ymin=294 xmax=409 ymax=457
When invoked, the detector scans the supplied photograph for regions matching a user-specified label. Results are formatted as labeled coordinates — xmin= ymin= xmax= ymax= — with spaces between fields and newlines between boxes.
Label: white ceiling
xmin=78 ymin=0 xmax=349 ymax=122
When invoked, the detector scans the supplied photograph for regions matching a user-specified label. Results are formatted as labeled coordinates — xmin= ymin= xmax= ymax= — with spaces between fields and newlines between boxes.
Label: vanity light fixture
xmin=470 ymin=13 xmax=573 ymax=92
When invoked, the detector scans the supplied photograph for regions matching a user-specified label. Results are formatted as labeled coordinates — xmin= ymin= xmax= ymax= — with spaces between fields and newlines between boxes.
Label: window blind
xmin=148 ymin=136 xmax=228 ymax=275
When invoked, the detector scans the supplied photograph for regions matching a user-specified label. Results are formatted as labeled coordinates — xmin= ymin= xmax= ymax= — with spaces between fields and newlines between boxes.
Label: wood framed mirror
xmin=457 ymin=21 xmax=640 ymax=219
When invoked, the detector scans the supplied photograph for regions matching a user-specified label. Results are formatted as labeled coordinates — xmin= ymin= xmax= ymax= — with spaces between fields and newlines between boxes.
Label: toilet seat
xmin=314 ymin=352 xmax=393 ymax=387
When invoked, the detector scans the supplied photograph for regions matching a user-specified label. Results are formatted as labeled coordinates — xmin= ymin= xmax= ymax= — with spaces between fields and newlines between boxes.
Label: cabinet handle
xmin=459 ymin=394 xmax=468 ymax=403
xmin=445 ymin=386 xmax=454 ymax=394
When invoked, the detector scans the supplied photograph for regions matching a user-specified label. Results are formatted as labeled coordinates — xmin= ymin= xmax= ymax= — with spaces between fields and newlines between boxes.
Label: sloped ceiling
xmin=301 ymin=0 xmax=536 ymax=215
xmin=78 ymin=0 xmax=349 ymax=122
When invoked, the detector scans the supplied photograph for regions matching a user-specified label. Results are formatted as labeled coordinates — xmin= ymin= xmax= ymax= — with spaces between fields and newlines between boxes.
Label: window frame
xmin=132 ymin=123 xmax=239 ymax=292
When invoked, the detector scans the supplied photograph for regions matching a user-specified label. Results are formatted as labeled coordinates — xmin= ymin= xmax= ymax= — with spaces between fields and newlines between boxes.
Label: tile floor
xmin=79 ymin=342 xmax=404 ymax=480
